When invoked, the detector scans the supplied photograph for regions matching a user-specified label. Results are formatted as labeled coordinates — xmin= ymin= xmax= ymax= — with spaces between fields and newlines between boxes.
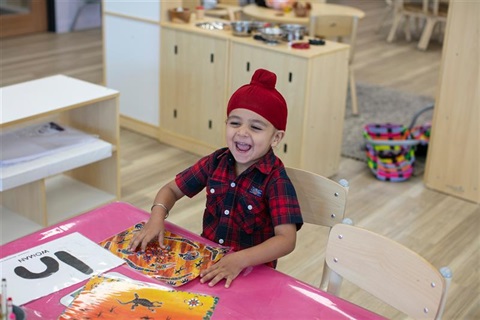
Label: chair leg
xmin=319 ymin=260 xmax=331 ymax=291
xmin=387 ymin=12 xmax=403 ymax=42
xmin=375 ymin=4 xmax=394 ymax=34
xmin=418 ymin=18 xmax=436 ymax=50
xmin=349 ymin=67 xmax=359 ymax=115
xmin=326 ymin=269 xmax=344 ymax=296
xmin=437 ymin=21 xmax=446 ymax=44
xmin=404 ymin=16 xmax=412 ymax=42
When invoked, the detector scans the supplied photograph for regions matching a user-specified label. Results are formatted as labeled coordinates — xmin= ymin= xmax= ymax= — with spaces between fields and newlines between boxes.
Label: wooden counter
xmin=159 ymin=18 xmax=350 ymax=177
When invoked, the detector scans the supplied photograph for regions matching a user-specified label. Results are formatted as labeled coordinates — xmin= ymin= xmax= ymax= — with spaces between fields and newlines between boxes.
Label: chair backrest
xmin=285 ymin=167 xmax=348 ymax=228
xmin=325 ymin=224 xmax=452 ymax=320
xmin=286 ymin=166 xmax=349 ymax=290
xmin=309 ymin=14 xmax=358 ymax=63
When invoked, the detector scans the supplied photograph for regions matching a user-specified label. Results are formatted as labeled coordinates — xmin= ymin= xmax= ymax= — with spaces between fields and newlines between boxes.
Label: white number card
xmin=0 ymin=232 xmax=125 ymax=305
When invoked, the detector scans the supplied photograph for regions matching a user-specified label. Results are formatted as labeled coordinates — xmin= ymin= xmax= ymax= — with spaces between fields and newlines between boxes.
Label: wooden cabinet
xmin=160 ymin=27 xmax=229 ymax=153
xmin=424 ymin=0 xmax=479 ymax=203
xmin=157 ymin=20 xmax=349 ymax=176
xmin=0 ymin=75 xmax=120 ymax=243
xmin=229 ymin=40 xmax=349 ymax=176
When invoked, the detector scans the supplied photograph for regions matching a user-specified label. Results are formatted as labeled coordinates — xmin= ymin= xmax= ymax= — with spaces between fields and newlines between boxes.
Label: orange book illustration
xmin=58 ymin=274 xmax=219 ymax=319
xmin=99 ymin=223 xmax=230 ymax=286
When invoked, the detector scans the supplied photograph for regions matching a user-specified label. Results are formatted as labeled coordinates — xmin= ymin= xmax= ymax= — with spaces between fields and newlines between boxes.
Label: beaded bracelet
xmin=151 ymin=203 xmax=169 ymax=219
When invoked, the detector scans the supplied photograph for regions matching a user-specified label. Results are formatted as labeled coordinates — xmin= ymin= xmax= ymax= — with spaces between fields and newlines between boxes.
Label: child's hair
xmin=227 ymin=69 xmax=288 ymax=131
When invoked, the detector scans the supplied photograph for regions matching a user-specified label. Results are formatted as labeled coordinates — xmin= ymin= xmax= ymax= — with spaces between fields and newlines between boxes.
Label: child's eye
xmin=251 ymin=125 xmax=263 ymax=131
xmin=227 ymin=120 xmax=241 ymax=127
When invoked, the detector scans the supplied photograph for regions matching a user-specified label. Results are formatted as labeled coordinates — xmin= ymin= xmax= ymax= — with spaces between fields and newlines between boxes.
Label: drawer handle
xmin=246 ymin=62 xmax=250 ymax=72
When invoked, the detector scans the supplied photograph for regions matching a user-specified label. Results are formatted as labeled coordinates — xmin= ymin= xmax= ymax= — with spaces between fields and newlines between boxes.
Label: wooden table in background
xmin=242 ymin=3 xmax=365 ymax=25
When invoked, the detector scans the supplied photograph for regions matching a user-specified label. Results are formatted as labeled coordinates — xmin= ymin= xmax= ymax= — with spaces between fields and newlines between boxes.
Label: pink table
xmin=1 ymin=202 xmax=385 ymax=319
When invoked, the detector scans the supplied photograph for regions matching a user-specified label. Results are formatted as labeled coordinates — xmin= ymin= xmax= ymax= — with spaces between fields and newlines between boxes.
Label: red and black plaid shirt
xmin=175 ymin=147 xmax=303 ymax=268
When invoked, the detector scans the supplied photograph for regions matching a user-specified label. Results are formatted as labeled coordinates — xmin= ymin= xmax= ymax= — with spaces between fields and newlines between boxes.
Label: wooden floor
xmin=1 ymin=1 xmax=478 ymax=319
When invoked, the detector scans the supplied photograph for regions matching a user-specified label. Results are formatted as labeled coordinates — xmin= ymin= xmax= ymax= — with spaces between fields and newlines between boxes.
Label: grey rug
xmin=342 ymin=82 xmax=434 ymax=162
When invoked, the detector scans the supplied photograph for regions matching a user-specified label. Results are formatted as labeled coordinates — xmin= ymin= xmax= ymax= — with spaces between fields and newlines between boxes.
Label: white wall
xmin=54 ymin=0 xmax=101 ymax=33
xmin=103 ymin=14 xmax=160 ymax=126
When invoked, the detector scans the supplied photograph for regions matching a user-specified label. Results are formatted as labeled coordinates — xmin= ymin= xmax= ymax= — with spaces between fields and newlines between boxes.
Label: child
xmin=129 ymin=68 xmax=303 ymax=288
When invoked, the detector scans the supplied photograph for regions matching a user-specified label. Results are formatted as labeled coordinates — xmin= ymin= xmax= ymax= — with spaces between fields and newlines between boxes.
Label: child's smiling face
xmin=226 ymin=108 xmax=284 ymax=175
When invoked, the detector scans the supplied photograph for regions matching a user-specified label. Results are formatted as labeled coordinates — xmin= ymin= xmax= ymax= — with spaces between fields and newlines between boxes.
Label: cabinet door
xmin=160 ymin=28 xmax=191 ymax=137
xmin=161 ymin=29 xmax=228 ymax=149
xmin=189 ymin=33 xmax=229 ymax=149
xmin=230 ymin=43 xmax=307 ymax=167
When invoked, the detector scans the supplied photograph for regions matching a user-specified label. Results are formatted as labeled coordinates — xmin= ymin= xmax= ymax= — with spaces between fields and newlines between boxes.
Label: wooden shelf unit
xmin=0 ymin=75 xmax=121 ymax=242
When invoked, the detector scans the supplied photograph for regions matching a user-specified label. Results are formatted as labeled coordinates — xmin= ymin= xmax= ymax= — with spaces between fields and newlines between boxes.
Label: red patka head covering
xmin=227 ymin=68 xmax=288 ymax=131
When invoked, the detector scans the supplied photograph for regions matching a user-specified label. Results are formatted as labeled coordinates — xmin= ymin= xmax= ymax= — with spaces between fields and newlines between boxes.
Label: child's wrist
xmin=151 ymin=203 xmax=169 ymax=219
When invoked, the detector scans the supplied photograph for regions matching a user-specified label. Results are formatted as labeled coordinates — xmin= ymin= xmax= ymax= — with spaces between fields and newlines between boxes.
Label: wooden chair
xmin=309 ymin=15 xmax=360 ymax=115
xmin=285 ymin=167 xmax=350 ymax=289
xmin=387 ymin=0 xmax=428 ymax=43
xmin=324 ymin=223 xmax=452 ymax=320
xmin=387 ymin=0 xmax=448 ymax=50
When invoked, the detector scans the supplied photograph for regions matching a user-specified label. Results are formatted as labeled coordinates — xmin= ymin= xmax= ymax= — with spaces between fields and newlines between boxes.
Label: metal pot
xmin=258 ymin=27 xmax=285 ymax=43
xmin=280 ymin=24 xmax=306 ymax=42
xmin=231 ymin=21 xmax=269 ymax=37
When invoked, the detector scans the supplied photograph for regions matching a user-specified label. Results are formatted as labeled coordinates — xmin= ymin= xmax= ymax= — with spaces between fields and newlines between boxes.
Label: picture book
xmin=58 ymin=274 xmax=219 ymax=319
xmin=99 ymin=223 xmax=230 ymax=286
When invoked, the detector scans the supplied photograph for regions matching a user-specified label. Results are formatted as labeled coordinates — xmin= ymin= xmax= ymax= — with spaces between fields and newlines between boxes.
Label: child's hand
xmin=199 ymin=252 xmax=246 ymax=288
xmin=128 ymin=213 xmax=166 ymax=252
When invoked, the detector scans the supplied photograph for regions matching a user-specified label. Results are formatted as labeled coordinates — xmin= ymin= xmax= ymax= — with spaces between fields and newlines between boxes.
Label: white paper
xmin=0 ymin=232 xmax=125 ymax=306
xmin=0 ymin=122 xmax=99 ymax=166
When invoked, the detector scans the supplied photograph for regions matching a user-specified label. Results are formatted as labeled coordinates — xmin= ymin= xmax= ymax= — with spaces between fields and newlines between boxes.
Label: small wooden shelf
xmin=1 ymin=175 xmax=116 ymax=244
xmin=0 ymin=75 xmax=121 ymax=241
xmin=0 ymin=138 xmax=113 ymax=191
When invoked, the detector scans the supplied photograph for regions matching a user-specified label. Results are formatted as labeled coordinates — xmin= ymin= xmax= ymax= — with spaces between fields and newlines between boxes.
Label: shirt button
xmin=224 ymin=210 xmax=230 ymax=215
xmin=210 ymin=188 xmax=215 ymax=194
xmin=230 ymin=182 xmax=236 ymax=187
xmin=219 ymin=239 xmax=224 ymax=244
xmin=247 ymin=205 xmax=253 ymax=210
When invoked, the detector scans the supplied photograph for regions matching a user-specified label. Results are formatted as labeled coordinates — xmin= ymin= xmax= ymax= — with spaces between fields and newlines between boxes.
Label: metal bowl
xmin=231 ymin=21 xmax=269 ymax=37
xmin=258 ymin=27 xmax=285 ymax=43
xmin=280 ymin=24 xmax=307 ymax=42
xmin=196 ymin=21 xmax=231 ymax=30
